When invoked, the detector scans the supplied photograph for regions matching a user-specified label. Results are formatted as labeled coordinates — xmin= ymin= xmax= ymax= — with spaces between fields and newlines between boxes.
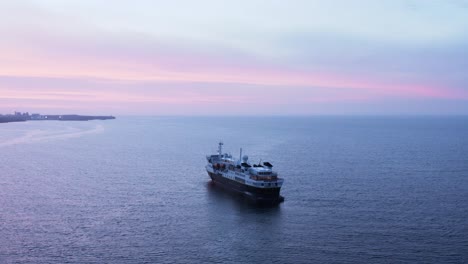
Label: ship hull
xmin=207 ymin=171 xmax=284 ymax=205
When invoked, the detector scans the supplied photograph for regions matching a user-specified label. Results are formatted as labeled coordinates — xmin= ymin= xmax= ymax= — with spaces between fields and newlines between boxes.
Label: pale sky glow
xmin=1 ymin=0 xmax=468 ymax=115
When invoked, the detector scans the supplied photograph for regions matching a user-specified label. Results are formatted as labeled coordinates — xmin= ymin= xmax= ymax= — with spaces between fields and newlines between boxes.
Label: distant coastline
xmin=0 ymin=112 xmax=116 ymax=124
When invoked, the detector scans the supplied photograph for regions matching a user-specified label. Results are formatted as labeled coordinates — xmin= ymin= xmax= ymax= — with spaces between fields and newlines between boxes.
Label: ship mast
xmin=218 ymin=141 xmax=223 ymax=158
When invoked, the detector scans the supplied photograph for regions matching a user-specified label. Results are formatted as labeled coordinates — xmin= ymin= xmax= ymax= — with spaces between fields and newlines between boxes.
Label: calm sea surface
xmin=0 ymin=117 xmax=467 ymax=263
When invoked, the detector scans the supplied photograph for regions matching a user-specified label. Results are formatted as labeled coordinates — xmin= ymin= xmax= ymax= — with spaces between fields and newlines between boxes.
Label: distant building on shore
xmin=30 ymin=113 xmax=43 ymax=120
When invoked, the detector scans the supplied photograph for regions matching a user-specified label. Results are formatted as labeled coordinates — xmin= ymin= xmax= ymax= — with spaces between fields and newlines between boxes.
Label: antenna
xmin=239 ymin=148 xmax=242 ymax=162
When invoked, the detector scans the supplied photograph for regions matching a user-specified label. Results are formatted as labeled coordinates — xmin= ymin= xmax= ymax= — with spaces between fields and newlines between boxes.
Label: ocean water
xmin=0 ymin=117 xmax=467 ymax=263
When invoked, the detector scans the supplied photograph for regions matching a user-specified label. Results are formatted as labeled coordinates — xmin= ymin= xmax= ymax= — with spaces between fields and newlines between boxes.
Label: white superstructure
xmin=206 ymin=142 xmax=284 ymax=190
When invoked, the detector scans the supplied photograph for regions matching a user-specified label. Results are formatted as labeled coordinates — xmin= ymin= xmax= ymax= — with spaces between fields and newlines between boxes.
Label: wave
xmin=0 ymin=124 xmax=105 ymax=148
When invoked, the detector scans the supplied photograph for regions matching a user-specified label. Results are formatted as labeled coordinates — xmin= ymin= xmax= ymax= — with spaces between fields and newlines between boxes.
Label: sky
xmin=1 ymin=0 xmax=468 ymax=115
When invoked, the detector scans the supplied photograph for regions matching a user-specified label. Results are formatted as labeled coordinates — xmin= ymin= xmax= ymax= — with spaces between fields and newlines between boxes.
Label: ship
xmin=206 ymin=142 xmax=284 ymax=204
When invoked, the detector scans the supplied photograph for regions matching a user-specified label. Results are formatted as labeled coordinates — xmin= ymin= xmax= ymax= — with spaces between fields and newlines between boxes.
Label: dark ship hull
xmin=208 ymin=171 xmax=284 ymax=205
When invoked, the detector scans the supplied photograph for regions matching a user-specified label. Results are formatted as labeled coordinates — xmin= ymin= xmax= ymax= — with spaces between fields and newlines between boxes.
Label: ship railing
xmin=249 ymin=175 xmax=279 ymax=182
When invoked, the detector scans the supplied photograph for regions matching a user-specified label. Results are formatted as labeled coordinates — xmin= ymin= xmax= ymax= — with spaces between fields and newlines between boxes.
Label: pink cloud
xmin=1 ymin=19 xmax=467 ymax=115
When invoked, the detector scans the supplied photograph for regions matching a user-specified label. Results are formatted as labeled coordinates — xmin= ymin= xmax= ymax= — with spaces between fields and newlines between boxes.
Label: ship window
xmin=261 ymin=183 xmax=264 ymax=186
